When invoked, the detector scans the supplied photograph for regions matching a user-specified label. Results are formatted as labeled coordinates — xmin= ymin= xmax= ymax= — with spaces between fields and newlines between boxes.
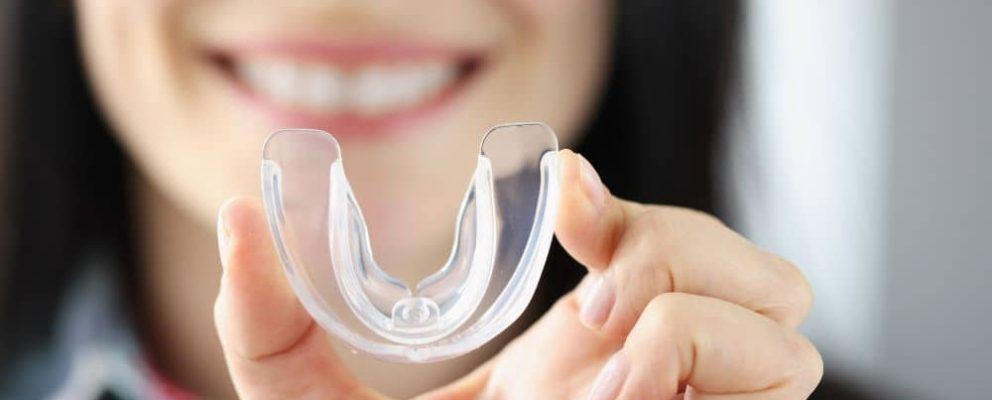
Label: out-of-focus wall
xmin=880 ymin=1 xmax=992 ymax=399
xmin=737 ymin=1 xmax=991 ymax=398
xmin=731 ymin=0 xmax=891 ymax=386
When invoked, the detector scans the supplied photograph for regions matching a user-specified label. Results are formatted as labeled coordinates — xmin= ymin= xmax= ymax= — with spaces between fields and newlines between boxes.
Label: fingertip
xmin=559 ymin=149 xmax=582 ymax=183
xmin=217 ymin=197 xmax=253 ymax=227
xmin=216 ymin=197 xmax=286 ymax=308
xmin=218 ymin=197 xmax=267 ymax=243
xmin=214 ymin=196 xmax=312 ymax=361
xmin=558 ymin=150 xmax=604 ymax=216
xmin=556 ymin=150 xmax=603 ymax=266
xmin=578 ymin=273 xmax=616 ymax=330
xmin=217 ymin=197 xmax=258 ymax=270
xmin=577 ymin=153 xmax=607 ymax=209
xmin=587 ymin=351 xmax=629 ymax=400
xmin=218 ymin=198 xmax=279 ymax=280
xmin=556 ymin=150 xmax=623 ymax=271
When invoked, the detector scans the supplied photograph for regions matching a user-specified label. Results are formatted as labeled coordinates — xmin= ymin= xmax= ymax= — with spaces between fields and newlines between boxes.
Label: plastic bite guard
xmin=261 ymin=122 xmax=561 ymax=363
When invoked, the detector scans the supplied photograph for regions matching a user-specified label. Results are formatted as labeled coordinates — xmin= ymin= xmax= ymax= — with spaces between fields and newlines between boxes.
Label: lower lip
xmin=213 ymin=58 xmax=480 ymax=140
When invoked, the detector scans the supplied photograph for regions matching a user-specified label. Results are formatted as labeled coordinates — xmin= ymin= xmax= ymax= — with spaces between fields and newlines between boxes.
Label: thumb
xmin=214 ymin=197 xmax=381 ymax=399
xmin=555 ymin=150 xmax=640 ymax=271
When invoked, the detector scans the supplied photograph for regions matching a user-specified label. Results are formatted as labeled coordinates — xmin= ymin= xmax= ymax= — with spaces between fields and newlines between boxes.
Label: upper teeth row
xmin=235 ymin=59 xmax=458 ymax=116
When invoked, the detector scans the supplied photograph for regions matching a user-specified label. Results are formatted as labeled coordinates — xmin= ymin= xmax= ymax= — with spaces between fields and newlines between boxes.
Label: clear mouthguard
xmin=261 ymin=122 xmax=561 ymax=363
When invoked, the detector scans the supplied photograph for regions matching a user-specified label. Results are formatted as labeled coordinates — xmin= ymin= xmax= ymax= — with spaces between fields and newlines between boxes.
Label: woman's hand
xmin=214 ymin=150 xmax=822 ymax=399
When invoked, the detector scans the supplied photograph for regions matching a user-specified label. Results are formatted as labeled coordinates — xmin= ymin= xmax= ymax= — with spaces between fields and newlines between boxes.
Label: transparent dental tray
xmin=261 ymin=122 xmax=561 ymax=363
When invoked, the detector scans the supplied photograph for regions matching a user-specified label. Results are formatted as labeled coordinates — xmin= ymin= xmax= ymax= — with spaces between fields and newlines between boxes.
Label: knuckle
xmin=665 ymin=205 xmax=726 ymax=231
xmin=634 ymin=294 xmax=695 ymax=371
xmin=618 ymin=207 xmax=681 ymax=264
xmin=622 ymin=207 xmax=676 ymax=251
xmin=613 ymin=208 xmax=680 ymax=281
xmin=643 ymin=293 xmax=692 ymax=330
xmin=630 ymin=206 xmax=727 ymax=253
xmin=682 ymin=207 xmax=726 ymax=228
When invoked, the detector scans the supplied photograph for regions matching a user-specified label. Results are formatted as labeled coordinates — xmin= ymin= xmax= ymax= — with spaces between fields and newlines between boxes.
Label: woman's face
xmin=76 ymin=0 xmax=611 ymax=274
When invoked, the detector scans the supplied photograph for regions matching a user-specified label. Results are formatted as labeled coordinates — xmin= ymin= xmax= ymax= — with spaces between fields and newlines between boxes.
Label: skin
xmin=216 ymin=152 xmax=823 ymax=399
xmin=75 ymin=0 xmax=822 ymax=398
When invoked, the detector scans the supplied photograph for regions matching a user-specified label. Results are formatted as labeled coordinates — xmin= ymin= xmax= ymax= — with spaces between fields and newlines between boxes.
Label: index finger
xmin=554 ymin=152 xmax=813 ymax=335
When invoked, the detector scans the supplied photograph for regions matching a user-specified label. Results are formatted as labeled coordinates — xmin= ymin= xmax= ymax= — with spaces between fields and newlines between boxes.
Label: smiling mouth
xmin=210 ymin=44 xmax=483 ymax=136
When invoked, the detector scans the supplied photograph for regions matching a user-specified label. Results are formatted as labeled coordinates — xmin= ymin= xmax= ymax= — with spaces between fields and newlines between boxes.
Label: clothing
xmin=1 ymin=264 xmax=193 ymax=400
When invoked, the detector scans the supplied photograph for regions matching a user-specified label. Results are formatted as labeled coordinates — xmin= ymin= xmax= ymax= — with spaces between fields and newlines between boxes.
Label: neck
xmin=133 ymin=176 xmax=236 ymax=398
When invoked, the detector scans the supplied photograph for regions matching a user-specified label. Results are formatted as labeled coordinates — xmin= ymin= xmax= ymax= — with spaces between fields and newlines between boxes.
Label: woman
xmin=1 ymin=0 xmax=829 ymax=398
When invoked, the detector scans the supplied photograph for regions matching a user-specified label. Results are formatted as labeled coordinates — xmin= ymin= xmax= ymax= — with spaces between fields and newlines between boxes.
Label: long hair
xmin=2 ymin=1 xmax=137 ymax=367
xmin=1 ymin=0 xmax=739 ymax=380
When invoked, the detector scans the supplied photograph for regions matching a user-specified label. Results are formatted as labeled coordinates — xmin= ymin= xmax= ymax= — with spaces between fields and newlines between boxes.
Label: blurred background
xmin=728 ymin=1 xmax=990 ymax=398
xmin=1 ymin=1 xmax=989 ymax=399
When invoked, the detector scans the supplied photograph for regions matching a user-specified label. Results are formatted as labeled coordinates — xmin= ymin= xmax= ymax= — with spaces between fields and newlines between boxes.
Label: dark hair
xmin=2 ymin=0 xmax=739 ymax=384
xmin=1 ymin=1 xmax=138 ymax=367
xmin=536 ymin=0 xmax=739 ymax=310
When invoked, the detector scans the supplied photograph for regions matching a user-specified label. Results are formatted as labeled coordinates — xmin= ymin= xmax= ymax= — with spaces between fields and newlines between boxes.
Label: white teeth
xmin=301 ymin=65 xmax=345 ymax=112
xmin=352 ymin=67 xmax=395 ymax=116
xmin=236 ymin=59 xmax=300 ymax=106
xmin=234 ymin=58 xmax=459 ymax=115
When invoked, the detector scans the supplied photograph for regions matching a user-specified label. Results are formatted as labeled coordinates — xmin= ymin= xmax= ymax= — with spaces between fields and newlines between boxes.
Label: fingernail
xmin=579 ymin=274 xmax=615 ymax=329
xmin=588 ymin=351 xmax=629 ymax=400
xmin=578 ymin=154 xmax=606 ymax=210
xmin=217 ymin=210 xmax=231 ymax=270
